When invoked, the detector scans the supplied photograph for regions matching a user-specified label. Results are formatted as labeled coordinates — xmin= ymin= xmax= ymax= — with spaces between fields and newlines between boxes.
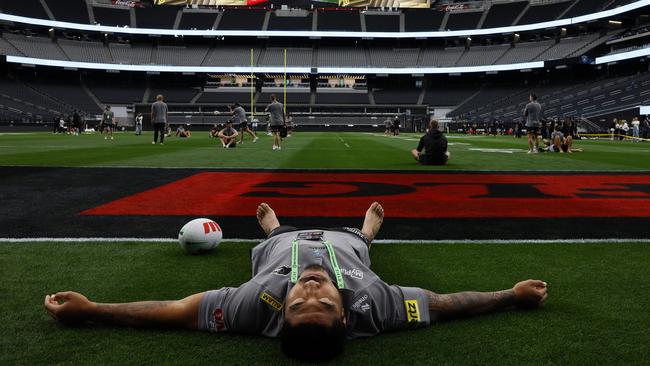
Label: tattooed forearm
xmin=425 ymin=289 xmax=516 ymax=321
xmin=93 ymin=301 xmax=180 ymax=328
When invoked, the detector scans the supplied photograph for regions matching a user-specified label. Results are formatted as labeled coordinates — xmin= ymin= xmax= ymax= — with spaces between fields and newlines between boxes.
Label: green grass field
xmin=2 ymin=131 xmax=650 ymax=365
xmin=2 ymin=131 xmax=650 ymax=170
xmin=1 ymin=241 xmax=649 ymax=365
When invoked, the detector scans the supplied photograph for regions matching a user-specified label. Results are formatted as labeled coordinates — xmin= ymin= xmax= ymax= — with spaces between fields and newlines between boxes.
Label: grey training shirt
xmin=233 ymin=106 xmax=247 ymax=124
xmin=199 ymin=229 xmax=430 ymax=338
xmin=266 ymin=102 xmax=284 ymax=126
xmin=102 ymin=111 xmax=114 ymax=124
xmin=524 ymin=101 xmax=542 ymax=127
xmin=151 ymin=101 xmax=168 ymax=124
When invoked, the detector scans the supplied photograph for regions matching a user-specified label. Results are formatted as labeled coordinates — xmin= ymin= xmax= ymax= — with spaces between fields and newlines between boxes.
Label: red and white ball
xmin=178 ymin=218 xmax=223 ymax=254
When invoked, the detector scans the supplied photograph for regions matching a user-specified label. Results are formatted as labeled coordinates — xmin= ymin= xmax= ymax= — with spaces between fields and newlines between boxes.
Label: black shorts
xmin=527 ymin=126 xmax=539 ymax=134
xmin=104 ymin=123 xmax=114 ymax=129
xmin=550 ymin=144 xmax=568 ymax=152
xmin=270 ymin=125 xmax=282 ymax=133
xmin=418 ymin=154 xmax=448 ymax=166
xmin=239 ymin=122 xmax=248 ymax=129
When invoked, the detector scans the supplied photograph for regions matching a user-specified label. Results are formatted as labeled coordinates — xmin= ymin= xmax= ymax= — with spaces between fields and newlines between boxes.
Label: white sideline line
xmin=1 ymin=238 xmax=649 ymax=244
xmin=3 ymin=164 xmax=650 ymax=173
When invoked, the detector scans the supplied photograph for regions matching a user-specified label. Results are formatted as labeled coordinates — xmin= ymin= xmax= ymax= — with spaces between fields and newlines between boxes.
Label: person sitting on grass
xmin=411 ymin=119 xmax=450 ymax=165
xmin=44 ymin=201 xmax=548 ymax=363
xmin=176 ymin=125 xmax=191 ymax=138
xmin=541 ymin=126 xmax=583 ymax=153
xmin=209 ymin=123 xmax=221 ymax=138
xmin=217 ymin=120 xmax=239 ymax=149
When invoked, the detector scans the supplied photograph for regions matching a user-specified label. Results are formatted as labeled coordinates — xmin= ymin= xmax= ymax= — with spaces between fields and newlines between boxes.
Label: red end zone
xmin=81 ymin=172 xmax=650 ymax=218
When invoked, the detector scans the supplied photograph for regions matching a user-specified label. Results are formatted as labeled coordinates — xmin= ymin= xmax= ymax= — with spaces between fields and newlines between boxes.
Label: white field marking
xmin=336 ymin=135 xmax=351 ymax=148
xmin=445 ymin=135 xmax=485 ymax=139
xmin=468 ymin=148 xmax=526 ymax=154
xmin=1 ymin=238 xmax=650 ymax=245
xmin=3 ymin=164 xmax=650 ymax=173
xmin=447 ymin=142 xmax=471 ymax=146
xmin=0 ymin=145 xmax=87 ymax=149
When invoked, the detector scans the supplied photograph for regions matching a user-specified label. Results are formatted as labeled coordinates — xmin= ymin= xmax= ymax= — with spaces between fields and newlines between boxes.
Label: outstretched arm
xmin=425 ymin=279 xmax=547 ymax=321
xmin=44 ymin=291 xmax=204 ymax=329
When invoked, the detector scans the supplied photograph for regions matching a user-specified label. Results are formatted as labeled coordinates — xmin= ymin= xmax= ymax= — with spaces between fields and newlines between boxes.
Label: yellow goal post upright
xmin=282 ymin=48 xmax=287 ymax=118
xmin=250 ymin=48 xmax=254 ymax=121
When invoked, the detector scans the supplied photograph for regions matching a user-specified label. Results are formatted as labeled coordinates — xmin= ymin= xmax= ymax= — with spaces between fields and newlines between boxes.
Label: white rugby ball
xmin=178 ymin=218 xmax=223 ymax=254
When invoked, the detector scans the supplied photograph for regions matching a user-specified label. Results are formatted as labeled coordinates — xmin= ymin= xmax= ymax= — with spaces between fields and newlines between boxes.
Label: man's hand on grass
xmin=513 ymin=279 xmax=548 ymax=309
xmin=44 ymin=291 xmax=95 ymax=325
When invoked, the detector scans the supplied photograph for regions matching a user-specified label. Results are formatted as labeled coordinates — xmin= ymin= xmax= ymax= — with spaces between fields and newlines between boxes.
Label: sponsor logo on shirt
xmin=311 ymin=247 xmax=325 ymax=257
xmin=209 ymin=308 xmax=227 ymax=332
xmin=405 ymin=300 xmax=420 ymax=323
xmin=341 ymin=268 xmax=364 ymax=280
xmin=351 ymin=294 xmax=370 ymax=313
xmin=260 ymin=292 xmax=283 ymax=311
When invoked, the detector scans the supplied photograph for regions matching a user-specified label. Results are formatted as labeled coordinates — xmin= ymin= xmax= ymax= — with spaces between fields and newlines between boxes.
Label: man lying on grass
xmin=44 ymin=202 xmax=548 ymax=363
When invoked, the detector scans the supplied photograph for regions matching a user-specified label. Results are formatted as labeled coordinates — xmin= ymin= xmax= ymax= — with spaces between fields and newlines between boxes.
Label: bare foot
xmin=257 ymin=203 xmax=280 ymax=236
xmin=361 ymin=202 xmax=384 ymax=243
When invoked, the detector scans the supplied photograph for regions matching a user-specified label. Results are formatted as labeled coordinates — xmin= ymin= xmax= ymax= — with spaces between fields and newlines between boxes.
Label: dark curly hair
xmin=280 ymin=318 xmax=346 ymax=363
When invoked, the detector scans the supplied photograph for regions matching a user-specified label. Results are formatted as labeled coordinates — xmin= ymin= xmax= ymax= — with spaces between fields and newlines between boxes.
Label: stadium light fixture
xmin=0 ymin=0 xmax=647 ymax=39
xmin=595 ymin=46 xmax=650 ymax=64
xmin=5 ymin=55 xmax=545 ymax=75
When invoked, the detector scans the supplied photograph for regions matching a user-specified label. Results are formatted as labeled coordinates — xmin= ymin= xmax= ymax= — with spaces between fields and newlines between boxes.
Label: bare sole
xmin=256 ymin=203 xmax=281 ymax=236
xmin=361 ymin=202 xmax=384 ymax=243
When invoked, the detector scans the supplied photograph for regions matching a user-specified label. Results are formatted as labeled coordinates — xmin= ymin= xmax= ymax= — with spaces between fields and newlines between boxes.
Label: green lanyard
xmin=290 ymin=239 xmax=345 ymax=290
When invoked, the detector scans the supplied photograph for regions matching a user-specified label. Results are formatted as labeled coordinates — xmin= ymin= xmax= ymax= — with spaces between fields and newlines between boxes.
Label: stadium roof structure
xmin=1 ymin=0 xmax=649 ymax=74
xmin=0 ymin=0 xmax=647 ymax=39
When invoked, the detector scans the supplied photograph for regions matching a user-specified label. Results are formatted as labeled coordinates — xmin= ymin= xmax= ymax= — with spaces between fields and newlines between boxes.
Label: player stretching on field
xmin=44 ymin=202 xmax=548 ymax=363
xmin=524 ymin=93 xmax=542 ymax=154
xmin=101 ymin=105 xmax=115 ymax=141
xmin=230 ymin=103 xmax=257 ymax=144
xmin=266 ymin=94 xmax=285 ymax=150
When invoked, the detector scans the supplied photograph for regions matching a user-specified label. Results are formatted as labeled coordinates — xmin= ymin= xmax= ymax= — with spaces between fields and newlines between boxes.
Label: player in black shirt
xmin=392 ymin=116 xmax=400 ymax=136
xmin=411 ymin=119 xmax=449 ymax=165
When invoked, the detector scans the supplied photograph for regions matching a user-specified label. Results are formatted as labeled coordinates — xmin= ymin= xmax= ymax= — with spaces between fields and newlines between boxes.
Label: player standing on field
xmin=101 ymin=105 xmax=115 ymax=141
xmin=151 ymin=95 xmax=168 ymax=145
xmin=265 ymin=94 xmax=285 ymax=151
xmin=135 ymin=113 xmax=143 ymax=136
xmin=524 ymin=93 xmax=542 ymax=154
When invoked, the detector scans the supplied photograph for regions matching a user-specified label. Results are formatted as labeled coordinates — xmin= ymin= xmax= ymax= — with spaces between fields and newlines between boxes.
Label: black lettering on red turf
xmin=576 ymin=184 xmax=650 ymax=199
xmin=241 ymin=181 xmax=415 ymax=198
xmin=471 ymin=183 xmax=565 ymax=199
